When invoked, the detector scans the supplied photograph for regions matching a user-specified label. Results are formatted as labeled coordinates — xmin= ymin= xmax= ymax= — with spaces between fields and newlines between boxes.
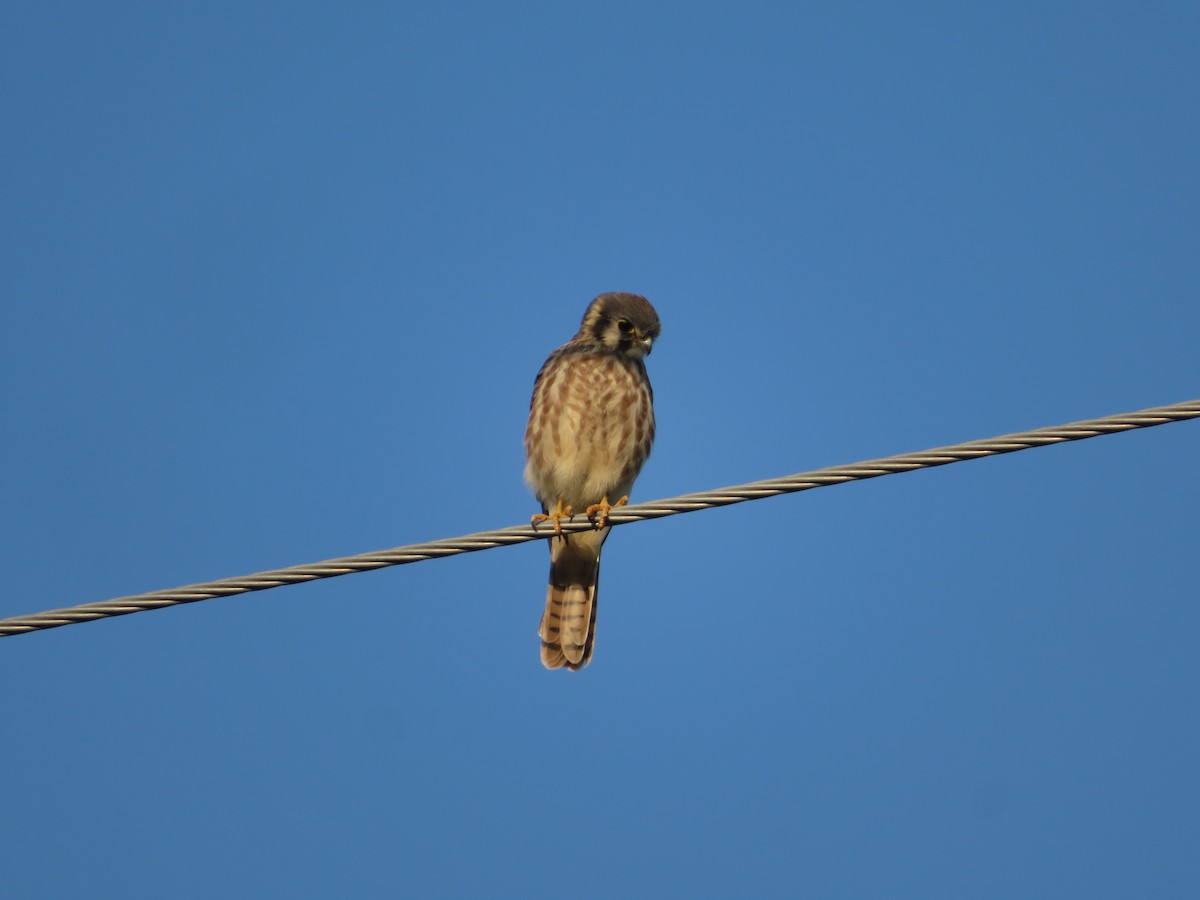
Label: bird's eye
xmin=617 ymin=319 xmax=634 ymax=334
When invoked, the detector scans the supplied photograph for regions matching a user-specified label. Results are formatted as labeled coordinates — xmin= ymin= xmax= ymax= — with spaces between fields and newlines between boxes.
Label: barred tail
xmin=539 ymin=528 xmax=607 ymax=670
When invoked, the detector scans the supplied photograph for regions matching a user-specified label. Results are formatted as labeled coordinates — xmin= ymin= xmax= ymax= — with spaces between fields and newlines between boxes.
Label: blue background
xmin=3 ymin=2 xmax=1197 ymax=897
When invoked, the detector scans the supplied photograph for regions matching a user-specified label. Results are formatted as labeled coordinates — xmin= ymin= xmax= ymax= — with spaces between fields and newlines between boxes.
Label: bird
xmin=524 ymin=292 xmax=662 ymax=670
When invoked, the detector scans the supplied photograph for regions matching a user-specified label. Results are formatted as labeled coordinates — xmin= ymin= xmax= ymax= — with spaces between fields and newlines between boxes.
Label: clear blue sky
xmin=3 ymin=2 xmax=1197 ymax=897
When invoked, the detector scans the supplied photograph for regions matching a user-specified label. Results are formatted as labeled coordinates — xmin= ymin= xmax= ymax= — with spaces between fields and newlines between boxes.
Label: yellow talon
xmin=584 ymin=495 xmax=629 ymax=529
xmin=531 ymin=498 xmax=573 ymax=535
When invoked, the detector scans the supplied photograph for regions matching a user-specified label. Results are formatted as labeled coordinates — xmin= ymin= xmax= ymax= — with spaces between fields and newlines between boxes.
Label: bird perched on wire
xmin=524 ymin=292 xmax=662 ymax=670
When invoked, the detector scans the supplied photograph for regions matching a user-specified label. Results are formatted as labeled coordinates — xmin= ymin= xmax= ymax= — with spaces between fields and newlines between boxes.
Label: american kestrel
xmin=524 ymin=292 xmax=662 ymax=670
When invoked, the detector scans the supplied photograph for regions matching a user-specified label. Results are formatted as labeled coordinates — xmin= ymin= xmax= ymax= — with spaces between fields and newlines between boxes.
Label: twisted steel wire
xmin=2 ymin=399 xmax=1197 ymax=638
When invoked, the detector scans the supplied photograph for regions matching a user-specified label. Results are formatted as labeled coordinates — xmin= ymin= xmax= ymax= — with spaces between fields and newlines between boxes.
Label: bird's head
xmin=580 ymin=292 xmax=662 ymax=358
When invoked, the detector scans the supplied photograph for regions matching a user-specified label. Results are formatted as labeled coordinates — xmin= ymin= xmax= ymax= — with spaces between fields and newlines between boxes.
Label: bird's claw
xmin=531 ymin=499 xmax=574 ymax=536
xmin=585 ymin=495 xmax=629 ymax=529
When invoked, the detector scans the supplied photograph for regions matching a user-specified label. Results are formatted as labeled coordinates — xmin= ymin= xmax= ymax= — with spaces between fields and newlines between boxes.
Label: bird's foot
xmin=531 ymin=498 xmax=574 ymax=536
xmin=585 ymin=495 xmax=628 ymax=529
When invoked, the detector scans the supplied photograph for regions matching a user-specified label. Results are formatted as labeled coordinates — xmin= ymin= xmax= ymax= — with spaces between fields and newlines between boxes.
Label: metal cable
xmin=2 ymin=398 xmax=1197 ymax=638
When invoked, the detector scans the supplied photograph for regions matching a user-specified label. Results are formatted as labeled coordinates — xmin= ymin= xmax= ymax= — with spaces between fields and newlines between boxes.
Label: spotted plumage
xmin=524 ymin=292 xmax=661 ymax=670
